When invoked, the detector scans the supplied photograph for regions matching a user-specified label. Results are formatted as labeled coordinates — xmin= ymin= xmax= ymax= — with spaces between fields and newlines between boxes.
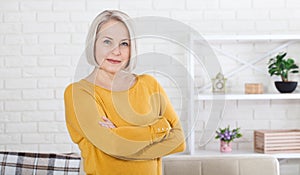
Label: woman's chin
xmin=100 ymin=67 xmax=125 ymax=75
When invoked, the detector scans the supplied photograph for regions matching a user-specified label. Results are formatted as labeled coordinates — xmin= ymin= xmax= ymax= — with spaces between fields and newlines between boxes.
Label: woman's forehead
xmin=97 ymin=20 xmax=129 ymax=40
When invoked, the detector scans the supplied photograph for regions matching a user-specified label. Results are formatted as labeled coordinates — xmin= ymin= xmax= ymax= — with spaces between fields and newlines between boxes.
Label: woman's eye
xmin=120 ymin=42 xmax=129 ymax=47
xmin=103 ymin=40 xmax=111 ymax=45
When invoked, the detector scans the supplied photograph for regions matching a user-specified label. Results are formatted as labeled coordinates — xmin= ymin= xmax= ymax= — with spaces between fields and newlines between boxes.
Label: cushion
xmin=163 ymin=156 xmax=280 ymax=175
xmin=164 ymin=160 xmax=201 ymax=175
xmin=0 ymin=152 xmax=81 ymax=175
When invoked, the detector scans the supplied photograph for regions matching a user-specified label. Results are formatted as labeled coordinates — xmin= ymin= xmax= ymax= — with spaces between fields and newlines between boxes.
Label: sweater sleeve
xmin=118 ymin=122 xmax=185 ymax=160
xmin=64 ymin=83 xmax=171 ymax=158
xmin=114 ymin=77 xmax=186 ymax=160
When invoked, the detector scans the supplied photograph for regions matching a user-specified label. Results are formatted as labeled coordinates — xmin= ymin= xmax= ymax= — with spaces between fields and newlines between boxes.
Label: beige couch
xmin=78 ymin=154 xmax=279 ymax=175
xmin=163 ymin=155 xmax=280 ymax=175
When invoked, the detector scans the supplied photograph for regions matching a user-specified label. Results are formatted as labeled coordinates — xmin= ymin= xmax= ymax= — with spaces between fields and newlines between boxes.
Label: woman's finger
xmin=99 ymin=117 xmax=116 ymax=128
xmin=102 ymin=116 xmax=109 ymax=121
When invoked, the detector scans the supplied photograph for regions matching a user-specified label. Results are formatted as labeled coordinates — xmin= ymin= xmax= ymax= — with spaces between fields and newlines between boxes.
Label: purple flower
xmin=215 ymin=126 xmax=242 ymax=142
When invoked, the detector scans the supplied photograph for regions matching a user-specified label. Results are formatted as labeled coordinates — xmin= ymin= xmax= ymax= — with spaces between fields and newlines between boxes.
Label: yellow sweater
xmin=64 ymin=74 xmax=186 ymax=175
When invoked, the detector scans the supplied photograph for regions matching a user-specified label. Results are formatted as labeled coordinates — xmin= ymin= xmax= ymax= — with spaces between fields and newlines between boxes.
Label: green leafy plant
xmin=268 ymin=52 xmax=299 ymax=82
xmin=215 ymin=126 xmax=242 ymax=143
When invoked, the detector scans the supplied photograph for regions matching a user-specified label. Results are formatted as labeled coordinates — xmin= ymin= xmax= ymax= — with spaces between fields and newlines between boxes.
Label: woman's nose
xmin=112 ymin=45 xmax=121 ymax=55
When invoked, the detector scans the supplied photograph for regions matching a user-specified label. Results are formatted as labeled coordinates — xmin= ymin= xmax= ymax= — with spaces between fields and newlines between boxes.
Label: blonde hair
xmin=85 ymin=10 xmax=137 ymax=72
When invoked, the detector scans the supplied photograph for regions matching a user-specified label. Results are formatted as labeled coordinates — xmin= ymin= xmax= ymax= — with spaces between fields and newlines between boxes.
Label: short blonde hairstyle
xmin=85 ymin=10 xmax=137 ymax=72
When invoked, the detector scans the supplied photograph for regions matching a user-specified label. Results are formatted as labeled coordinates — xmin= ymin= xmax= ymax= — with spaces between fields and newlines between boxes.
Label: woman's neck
xmin=85 ymin=68 xmax=115 ymax=90
xmin=85 ymin=68 xmax=136 ymax=91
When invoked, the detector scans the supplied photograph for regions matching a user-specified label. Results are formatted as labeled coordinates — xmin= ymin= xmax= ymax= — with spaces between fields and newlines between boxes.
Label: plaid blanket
xmin=0 ymin=152 xmax=81 ymax=175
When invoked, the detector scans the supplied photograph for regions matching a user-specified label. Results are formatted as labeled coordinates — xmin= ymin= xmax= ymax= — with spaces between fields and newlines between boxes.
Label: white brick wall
xmin=153 ymin=0 xmax=185 ymax=10
xmin=20 ymin=1 xmax=53 ymax=11
xmin=23 ymin=45 xmax=54 ymax=55
xmin=53 ymin=1 xmax=86 ymax=11
xmin=236 ymin=10 xmax=269 ymax=20
xmin=6 ymin=122 xmax=37 ymax=133
xmin=4 ymin=12 xmax=36 ymax=22
xmin=0 ymin=90 xmax=21 ymax=100
xmin=120 ymin=0 xmax=152 ymax=10
xmin=5 ymin=56 xmax=37 ymax=67
xmin=0 ymin=2 xmax=300 ymax=174
xmin=5 ymin=101 xmax=37 ymax=111
xmin=37 ymin=12 xmax=70 ymax=22
xmin=0 ymin=45 xmax=21 ymax=56
xmin=253 ymin=0 xmax=285 ymax=8
xmin=23 ymin=23 xmax=54 ymax=33
xmin=220 ymin=0 xmax=252 ymax=9
xmin=5 ymin=79 xmax=37 ymax=89
xmin=186 ymin=0 xmax=219 ymax=10
xmin=22 ymin=111 xmax=55 ymax=122
xmin=0 ymin=1 xmax=19 ymax=11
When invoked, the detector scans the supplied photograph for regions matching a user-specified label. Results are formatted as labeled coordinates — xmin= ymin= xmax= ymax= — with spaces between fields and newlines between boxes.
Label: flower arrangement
xmin=215 ymin=126 xmax=242 ymax=143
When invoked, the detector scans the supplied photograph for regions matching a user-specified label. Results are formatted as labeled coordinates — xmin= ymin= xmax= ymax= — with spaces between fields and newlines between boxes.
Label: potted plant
xmin=215 ymin=126 xmax=242 ymax=153
xmin=268 ymin=52 xmax=299 ymax=93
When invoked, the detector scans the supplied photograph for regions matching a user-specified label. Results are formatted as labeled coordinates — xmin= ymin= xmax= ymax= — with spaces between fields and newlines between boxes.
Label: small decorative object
xmin=215 ymin=126 xmax=242 ymax=153
xmin=268 ymin=52 xmax=299 ymax=93
xmin=245 ymin=83 xmax=263 ymax=94
xmin=220 ymin=140 xmax=232 ymax=153
xmin=254 ymin=129 xmax=300 ymax=153
xmin=212 ymin=72 xmax=226 ymax=93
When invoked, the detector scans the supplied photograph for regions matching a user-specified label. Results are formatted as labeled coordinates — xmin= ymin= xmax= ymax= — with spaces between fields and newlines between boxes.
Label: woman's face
xmin=94 ymin=19 xmax=130 ymax=74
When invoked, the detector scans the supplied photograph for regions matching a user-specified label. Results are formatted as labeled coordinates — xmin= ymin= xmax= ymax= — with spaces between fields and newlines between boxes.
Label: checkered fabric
xmin=0 ymin=152 xmax=81 ymax=175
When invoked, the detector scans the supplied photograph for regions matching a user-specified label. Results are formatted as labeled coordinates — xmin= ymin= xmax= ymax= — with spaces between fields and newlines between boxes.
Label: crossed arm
xmin=64 ymin=82 xmax=186 ymax=160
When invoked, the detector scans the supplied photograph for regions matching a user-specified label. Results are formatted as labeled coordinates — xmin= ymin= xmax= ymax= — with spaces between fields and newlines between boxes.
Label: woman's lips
xmin=107 ymin=59 xmax=121 ymax=64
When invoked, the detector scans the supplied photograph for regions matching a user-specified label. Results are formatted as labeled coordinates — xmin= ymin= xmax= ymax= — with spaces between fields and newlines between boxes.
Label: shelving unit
xmin=186 ymin=34 xmax=300 ymax=157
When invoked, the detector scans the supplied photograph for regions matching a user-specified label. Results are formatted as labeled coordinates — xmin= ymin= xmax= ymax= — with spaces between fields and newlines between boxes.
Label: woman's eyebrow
xmin=101 ymin=36 xmax=129 ymax=41
xmin=102 ymin=36 xmax=113 ymax=40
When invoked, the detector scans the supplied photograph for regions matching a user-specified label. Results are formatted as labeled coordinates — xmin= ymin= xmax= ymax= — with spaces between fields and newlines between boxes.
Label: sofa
xmin=0 ymin=152 xmax=279 ymax=175
xmin=163 ymin=155 xmax=280 ymax=175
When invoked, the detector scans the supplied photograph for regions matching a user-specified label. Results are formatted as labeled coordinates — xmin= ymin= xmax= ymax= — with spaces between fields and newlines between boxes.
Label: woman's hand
xmin=99 ymin=116 xmax=116 ymax=128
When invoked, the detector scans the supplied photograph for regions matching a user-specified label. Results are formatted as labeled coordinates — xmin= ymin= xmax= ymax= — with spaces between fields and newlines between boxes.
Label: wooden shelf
xmin=196 ymin=93 xmax=300 ymax=100
xmin=185 ymin=150 xmax=300 ymax=159
xmin=200 ymin=34 xmax=300 ymax=41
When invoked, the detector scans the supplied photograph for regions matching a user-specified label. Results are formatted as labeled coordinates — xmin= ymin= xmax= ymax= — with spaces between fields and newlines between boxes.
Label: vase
xmin=274 ymin=81 xmax=298 ymax=93
xmin=220 ymin=140 xmax=232 ymax=153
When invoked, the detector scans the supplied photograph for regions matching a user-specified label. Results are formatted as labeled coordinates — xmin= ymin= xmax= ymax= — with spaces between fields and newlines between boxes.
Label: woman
xmin=64 ymin=10 xmax=186 ymax=175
